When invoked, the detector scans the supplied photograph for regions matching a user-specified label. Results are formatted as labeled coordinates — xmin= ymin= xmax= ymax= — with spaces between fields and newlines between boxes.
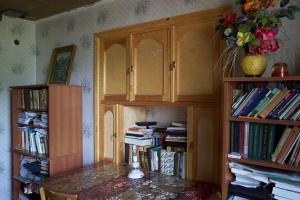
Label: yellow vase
xmin=241 ymin=55 xmax=268 ymax=76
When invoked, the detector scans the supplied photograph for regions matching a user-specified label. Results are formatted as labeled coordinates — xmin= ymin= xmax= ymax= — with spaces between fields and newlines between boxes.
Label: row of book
xmin=124 ymin=144 xmax=186 ymax=179
xmin=17 ymin=112 xmax=48 ymax=128
xmin=232 ymin=87 xmax=300 ymax=120
xmin=19 ymin=89 xmax=48 ymax=110
xmin=228 ymin=162 xmax=300 ymax=200
xmin=230 ymin=122 xmax=300 ymax=166
xmin=18 ymin=127 xmax=48 ymax=155
xmin=230 ymin=122 xmax=277 ymax=161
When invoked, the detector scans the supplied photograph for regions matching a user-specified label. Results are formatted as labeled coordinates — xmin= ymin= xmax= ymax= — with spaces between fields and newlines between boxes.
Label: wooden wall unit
xmin=94 ymin=5 xmax=229 ymax=195
xmin=11 ymin=84 xmax=83 ymax=200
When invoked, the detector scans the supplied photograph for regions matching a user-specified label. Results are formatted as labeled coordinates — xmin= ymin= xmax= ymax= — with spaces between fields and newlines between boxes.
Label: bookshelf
xmin=11 ymin=84 xmax=83 ymax=200
xmin=222 ymin=76 xmax=300 ymax=199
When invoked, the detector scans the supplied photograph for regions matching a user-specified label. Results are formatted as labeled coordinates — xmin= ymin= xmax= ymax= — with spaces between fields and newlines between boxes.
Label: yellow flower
xmin=243 ymin=0 xmax=277 ymax=12
xmin=236 ymin=32 xmax=251 ymax=46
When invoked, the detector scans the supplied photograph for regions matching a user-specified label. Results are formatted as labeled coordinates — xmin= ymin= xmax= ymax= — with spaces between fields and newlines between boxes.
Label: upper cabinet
xmin=97 ymin=35 xmax=130 ymax=101
xmin=131 ymin=28 xmax=170 ymax=102
xmin=95 ymin=6 xmax=228 ymax=104
xmin=171 ymin=18 xmax=222 ymax=102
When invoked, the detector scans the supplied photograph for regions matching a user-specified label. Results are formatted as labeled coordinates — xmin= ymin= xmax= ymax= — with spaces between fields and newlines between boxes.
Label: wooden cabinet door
xmin=172 ymin=18 xmax=222 ymax=102
xmin=131 ymin=28 xmax=170 ymax=101
xmin=187 ymin=105 xmax=220 ymax=185
xmin=98 ymin=104 xmax=117 ymax=162
xmin=99 ymin=36 xmax=130 ymax=101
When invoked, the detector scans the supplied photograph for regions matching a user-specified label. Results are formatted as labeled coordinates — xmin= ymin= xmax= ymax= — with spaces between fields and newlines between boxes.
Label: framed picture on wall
xmin=48 ymin=45 xmax=76 ymax=84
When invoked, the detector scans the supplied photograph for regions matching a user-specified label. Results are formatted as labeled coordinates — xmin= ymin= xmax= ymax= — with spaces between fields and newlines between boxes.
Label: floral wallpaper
xmin=35 ymin=0 xmax=239 ymax=167
xmin=0 ymin=15 xmax=36 ymax=200
xmin=0 ymin=0 xmax=299 ymax=199
xmin=34 ymin=0 xmax=300 ymax=166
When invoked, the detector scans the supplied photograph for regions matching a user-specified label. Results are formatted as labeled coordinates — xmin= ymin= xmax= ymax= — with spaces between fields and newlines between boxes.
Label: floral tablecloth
xmin=43 ymin=163 xmax=219 ymax=200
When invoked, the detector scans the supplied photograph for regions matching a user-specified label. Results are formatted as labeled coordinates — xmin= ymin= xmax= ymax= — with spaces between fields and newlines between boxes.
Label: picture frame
xmin=47 ymin=45 xmax=76 ymax=84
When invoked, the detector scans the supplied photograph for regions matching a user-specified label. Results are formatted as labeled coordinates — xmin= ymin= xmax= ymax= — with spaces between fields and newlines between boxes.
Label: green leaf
xmin=288 ymin=5 xmax=300 ymax=13
xmin=235 ymin=0 xmax=244 ymax=5
xmin=280 ymin=0 xmax=290 ymax=7
xmin=287 ymin=9 xmax=296 ymax=19
xmin=248 ymin=38 xmax=261 ymax=46
xmin=238 ymin=23 xmax=252 ymax=32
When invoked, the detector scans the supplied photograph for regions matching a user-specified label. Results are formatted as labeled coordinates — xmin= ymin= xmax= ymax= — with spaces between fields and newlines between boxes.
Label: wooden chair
xmin=40 ymin=187 xmax=78 ymax=200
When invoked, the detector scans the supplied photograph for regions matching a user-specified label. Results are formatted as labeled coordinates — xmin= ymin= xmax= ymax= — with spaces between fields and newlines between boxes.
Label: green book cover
xmin=253 ymin=124 xmax=260 ymax=159
xmin=257 ymin=124 xmax=264 ymax=159
xmin=267 ymin=125 xmax=276 ymax=161
xmin=248 ymin=123 xmax=254 ymax=158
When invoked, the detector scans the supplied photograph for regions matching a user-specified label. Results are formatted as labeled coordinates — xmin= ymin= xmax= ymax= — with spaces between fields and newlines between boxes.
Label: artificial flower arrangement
xmin=217 ymin=0 xmax=299 ymax=76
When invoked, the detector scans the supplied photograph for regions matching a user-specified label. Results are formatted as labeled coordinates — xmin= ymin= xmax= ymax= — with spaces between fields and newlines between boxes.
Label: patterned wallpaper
xmin=35 ymin=0 xmax=300 ymax=165
xmin=35 ymin=0 xmax=238 ymax=167
xmin=0 ymin=16 xmax=36 ymax=200
xmin=0 ymin=0 xmax=299 ymax=199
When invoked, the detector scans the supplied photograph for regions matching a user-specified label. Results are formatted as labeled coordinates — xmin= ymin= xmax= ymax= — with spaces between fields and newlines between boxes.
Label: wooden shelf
xmin=18 ymin=108 xmax=48 ymax=112
xmin=223 ymin=76 xmax=300 ymax=82
xmin=229 ymin=117 xmax=300 ymax=126
xmin=228 ymin=157 xmax=300 ymax=173
xmin=16 ymin=123 xmax=48 ymax=130
xmin=13 ymin=148 xmax=49 ymax=160
xmin=13 ymin=175 xmax=33 ymax=184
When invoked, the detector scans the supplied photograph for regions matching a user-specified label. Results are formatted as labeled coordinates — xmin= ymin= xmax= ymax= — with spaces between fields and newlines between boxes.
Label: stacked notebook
xmin=271 ymin=177 xmax=300 ymax=200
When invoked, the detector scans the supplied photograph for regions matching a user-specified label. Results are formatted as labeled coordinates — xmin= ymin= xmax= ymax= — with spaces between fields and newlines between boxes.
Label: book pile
xmin=20 ymin=88 xmax=48 ymax=110
xmin=18 ymin=127 xmax=48 ymax=155
xmin=124 ymin=121 xmax=156 ymax=146
xmin=228 ymin=162 xmax=274 ymax=200
xmin=165 ymin=122 xmax=187 ymax=144
xmin=232 ymin=87 xmax=300 ymax=120
xmin=270 ymin=177 xmax=300 ymax=200
xmin=17 ymin=112 xmax=48 ymax=128
xmin=20 ymin=156 xmax=49 ymax=181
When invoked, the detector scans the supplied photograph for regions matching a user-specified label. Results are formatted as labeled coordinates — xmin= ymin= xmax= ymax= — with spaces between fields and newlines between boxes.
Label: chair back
xmin=40 ymin=187 xmax=78 ymax=200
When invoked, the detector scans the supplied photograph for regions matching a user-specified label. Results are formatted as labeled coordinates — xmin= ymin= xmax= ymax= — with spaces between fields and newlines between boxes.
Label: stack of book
xmin=232 ymin=87 xmax=300 ymax=120
xmin=228 ymin=162 xmax=274 ymax=200
xmin=20 ymin=88 xmax=48 ymax=110
xmin=271 ymin=177 xmax=300 ymax=200
xmin=160 ymin=149 xmax=186 ymax=179
xmin=19 ymin=156 xmax=49 ymax=181
xmin=17 ymin=112 xmax=48 ymax=128
xmin=18 ymin=127 xmax=48 ymax=155
xmin=124 ymin=121 xmax=156 ymax=146
xmin=165 ymin=122 xmax=187 ymax=144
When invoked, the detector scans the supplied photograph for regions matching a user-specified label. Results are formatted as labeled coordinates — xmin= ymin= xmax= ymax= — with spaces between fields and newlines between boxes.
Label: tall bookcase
xmin=11 ymin=84 xmax=83 ymax=200
xmin=222 ymin=76 xmax=300 ymax=199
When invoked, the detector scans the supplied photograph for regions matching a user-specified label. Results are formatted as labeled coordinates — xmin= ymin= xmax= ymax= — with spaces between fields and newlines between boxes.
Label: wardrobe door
xmin=172 ymin=18 xmax=222 ymax=102
xmin=99 ymin=36 xmax=130 ymax=101
xmin=131 ymin=27 xmax=171 ymax=102
xmin=187 ymin=105 xmax=220 ymax=185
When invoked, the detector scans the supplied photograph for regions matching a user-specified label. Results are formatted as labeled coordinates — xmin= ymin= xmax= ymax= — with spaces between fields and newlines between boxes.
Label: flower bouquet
xmin=217 ymin=0 xmax=299 ymax=76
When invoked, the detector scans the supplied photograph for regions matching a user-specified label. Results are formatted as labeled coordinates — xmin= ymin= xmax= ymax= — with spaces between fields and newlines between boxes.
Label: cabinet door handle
xmin=127 ymin=66 xmax=134 ymax=74
xmin=170 ymin=61 xmax=176 ymax=70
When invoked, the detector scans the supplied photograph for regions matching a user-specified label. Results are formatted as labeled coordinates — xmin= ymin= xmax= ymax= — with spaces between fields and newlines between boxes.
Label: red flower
xmin=249 ymin=27 xmax=279 ymax=55
xmin=224 ymin=13 xmax=236 ymax=26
